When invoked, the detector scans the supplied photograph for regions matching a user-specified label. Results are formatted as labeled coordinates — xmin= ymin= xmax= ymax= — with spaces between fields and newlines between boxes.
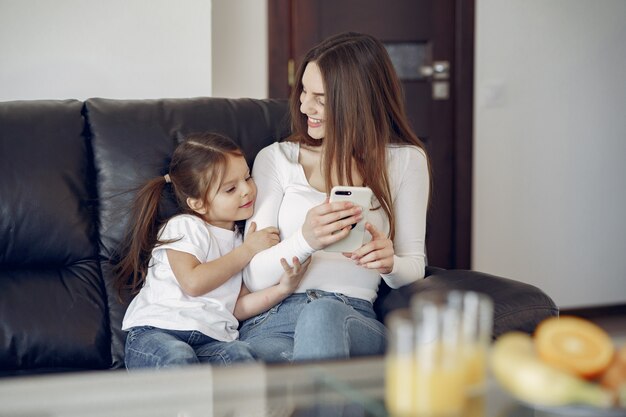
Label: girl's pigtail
xmin=114 ymin=176 xmax=169 ymax=299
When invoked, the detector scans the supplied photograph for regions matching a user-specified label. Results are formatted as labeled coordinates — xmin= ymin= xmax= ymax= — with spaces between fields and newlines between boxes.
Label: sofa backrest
xmin=85 ymin=97 xmax=290 ymax=369
xmin=0 ymin=100 xmax=108 ymax=373
xmin=0 ymin=97 xmax=290 ymax=374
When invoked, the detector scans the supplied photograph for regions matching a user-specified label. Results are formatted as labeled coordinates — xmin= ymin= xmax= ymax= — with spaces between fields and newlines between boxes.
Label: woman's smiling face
xmin=299 ymin=61 xmax=326 ymax=140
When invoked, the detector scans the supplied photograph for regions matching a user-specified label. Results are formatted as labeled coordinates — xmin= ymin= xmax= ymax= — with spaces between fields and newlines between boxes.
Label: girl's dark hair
xmin=114 ymin=132 xmax=243 ymax=298
xmin=288 ymin=32 xmax=431 ymax=240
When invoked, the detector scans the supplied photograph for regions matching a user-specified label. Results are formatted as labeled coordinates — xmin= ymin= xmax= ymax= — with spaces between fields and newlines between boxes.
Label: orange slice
xmin=534 ymin=316 xmax=615 ymax=379
xmin=600 ymin=343 xmax=626 ymax=393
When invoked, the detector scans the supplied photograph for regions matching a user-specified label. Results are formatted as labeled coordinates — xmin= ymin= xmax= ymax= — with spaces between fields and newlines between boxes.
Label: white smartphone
xmin=323 ymin=186 xmax=372 ymax=253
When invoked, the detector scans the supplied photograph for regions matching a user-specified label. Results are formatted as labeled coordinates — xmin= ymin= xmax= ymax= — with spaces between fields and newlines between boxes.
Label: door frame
xmin=267 ymin=0 xmax=475 ymax=269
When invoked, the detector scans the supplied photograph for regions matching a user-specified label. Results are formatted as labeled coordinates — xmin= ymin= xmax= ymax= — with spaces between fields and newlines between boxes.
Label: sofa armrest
xmin=374 ymin=267 xmax=559 ymax=338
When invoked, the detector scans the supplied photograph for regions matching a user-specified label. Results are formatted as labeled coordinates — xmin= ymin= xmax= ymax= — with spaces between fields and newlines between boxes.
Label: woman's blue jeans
xmin=124 ymin=326 xmax=256 ymax=370
xmin=238 ymin=290 xmax=387 ymax=363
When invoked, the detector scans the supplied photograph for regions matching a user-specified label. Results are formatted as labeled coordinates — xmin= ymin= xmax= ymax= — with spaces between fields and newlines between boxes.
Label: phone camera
xmin=335 ymin=191 xmax=352 ymax=196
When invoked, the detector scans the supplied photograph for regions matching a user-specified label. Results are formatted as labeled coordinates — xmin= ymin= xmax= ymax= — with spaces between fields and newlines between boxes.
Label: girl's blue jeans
xmin=238 ymin=290 xmax=387 ymax=363
xmin=124 ymin=326 xmax=256 ymax=370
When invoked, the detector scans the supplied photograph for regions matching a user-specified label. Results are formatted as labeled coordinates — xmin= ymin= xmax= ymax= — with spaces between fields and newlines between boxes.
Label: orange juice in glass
xmin=386 ymin=354 xmax=415 ymax=416
xmin=385 ymin=309 xmax=415 ymax=416
xmin=411 ymin=293 xmax=466 ymax=416
xmin=455 ymin=291 xmax=493 ymax=394
xmin=464 ymin=394 xmax=486 ymax=417
xmin=413 ymin=342 xmax=466 ymax=416
xmin=462 ymin=343 xmax=488 ymax=393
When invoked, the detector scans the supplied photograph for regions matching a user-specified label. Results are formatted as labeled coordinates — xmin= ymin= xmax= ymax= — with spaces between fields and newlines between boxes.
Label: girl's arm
xmin=167 ymin=222 xmax=279 ymax=297
xmin=234 ymin=256 xmax=310 ymax=321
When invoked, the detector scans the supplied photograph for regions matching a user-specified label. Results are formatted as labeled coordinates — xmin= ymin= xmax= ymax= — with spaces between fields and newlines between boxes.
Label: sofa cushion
xmin=84 ymin=97 xmax=290 ymax=367
xmin=375 ymin=267 xmax=559 ymax=338
xmin=0 ymin=100 xmax=109 ymax=374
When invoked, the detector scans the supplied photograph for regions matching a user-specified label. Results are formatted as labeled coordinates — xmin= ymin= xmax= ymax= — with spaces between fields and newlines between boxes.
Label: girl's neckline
xmin=204 ymin=221 xmax=239 ymax=238
xmin=188 ymin=215 xmax=237 ymax=236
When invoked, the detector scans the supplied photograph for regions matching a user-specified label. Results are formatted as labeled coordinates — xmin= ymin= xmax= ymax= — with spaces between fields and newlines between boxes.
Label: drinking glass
xmin=411 ymin=290 xmax=493 ymax=416
xmin=385 ymin=309 xmax=416 ymax=416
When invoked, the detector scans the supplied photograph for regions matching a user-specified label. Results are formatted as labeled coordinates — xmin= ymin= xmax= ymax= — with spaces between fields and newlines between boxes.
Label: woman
xmin=240 ymin=32 xmax=430 ymax=362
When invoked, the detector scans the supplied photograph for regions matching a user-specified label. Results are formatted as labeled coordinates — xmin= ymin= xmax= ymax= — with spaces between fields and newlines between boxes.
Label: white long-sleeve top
xmin=244 ymin=141 xmax=429 ymax=303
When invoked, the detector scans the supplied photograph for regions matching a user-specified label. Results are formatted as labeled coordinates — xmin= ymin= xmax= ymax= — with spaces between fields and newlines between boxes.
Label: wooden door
xmin=268 ymin=0 xmax=475 ymax=269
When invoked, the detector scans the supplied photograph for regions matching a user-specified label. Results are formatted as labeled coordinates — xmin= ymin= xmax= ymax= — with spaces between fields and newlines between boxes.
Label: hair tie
xmin=164 ymin=174 xmax=172 ymax=184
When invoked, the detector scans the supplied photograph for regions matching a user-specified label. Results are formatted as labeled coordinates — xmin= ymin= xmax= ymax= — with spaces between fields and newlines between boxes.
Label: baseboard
xmin=560 ymin=302 xmax=626 ymax=318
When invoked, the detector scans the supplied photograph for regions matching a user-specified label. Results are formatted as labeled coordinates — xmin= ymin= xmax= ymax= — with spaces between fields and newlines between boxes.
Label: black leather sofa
xmin=0 ymin=97 xmax=559 ymax=376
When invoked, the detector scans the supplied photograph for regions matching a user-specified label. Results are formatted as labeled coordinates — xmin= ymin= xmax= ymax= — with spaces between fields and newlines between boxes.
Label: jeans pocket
xmin=340 ymin=296 xmax=376 ymax=319
xmin=126 ymin=326 xmax=154 ymax=344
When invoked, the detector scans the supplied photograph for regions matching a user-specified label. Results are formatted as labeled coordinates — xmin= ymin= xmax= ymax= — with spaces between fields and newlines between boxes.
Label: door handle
xmin=420 ymin=61 xmax=450 ymax=100
xmin=420 ymin=61 xmax=450 ymax=80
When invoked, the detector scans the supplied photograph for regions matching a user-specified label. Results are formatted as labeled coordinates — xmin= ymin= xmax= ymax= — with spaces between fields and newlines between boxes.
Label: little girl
xmin=114 ymin=132 xmax=309 ymax=369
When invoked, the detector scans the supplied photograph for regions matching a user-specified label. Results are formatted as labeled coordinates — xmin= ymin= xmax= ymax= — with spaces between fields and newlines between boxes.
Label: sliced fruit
xmin=491 ymin=332 xmax=613 ymax=407
xmin=535 ymin=316 xmax=615 ymax=379
xmin=600 ymin=344 xmax=626 ymax=405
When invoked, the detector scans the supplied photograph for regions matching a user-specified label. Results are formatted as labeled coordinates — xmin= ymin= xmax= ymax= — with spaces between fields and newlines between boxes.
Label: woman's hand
xmin=301 ymin=198 xmax=363 ymax=250
xmin=243 ymin=221 xmax=280 ymax=255
xmin=276 ymin=256 xmax=311 ymax=295
xmin=345 ymin=222 xmax=395 ymax=274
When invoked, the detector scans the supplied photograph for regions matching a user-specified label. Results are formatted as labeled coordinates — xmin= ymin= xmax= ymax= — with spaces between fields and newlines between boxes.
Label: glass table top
xmin=0 ymin=357 xmax=620 ymax=417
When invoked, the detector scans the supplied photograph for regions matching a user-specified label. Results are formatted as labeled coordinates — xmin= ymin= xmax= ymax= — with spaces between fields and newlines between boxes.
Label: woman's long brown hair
xmin=289 ymin=32 xmax=431 ymax=240
xmin=113 ymin=132 xmax=243 ymax=299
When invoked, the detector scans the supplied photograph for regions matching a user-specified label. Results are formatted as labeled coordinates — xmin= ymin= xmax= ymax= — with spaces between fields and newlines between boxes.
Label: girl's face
xmin=192 ymin=154 xmax=257 ymax=230
xmin=299 ymin=61 xmax=326 ymax=140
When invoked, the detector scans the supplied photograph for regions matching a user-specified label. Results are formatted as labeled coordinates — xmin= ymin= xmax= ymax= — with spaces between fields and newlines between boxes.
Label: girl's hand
xmin=301 ymin=198 xmax=363 ymax=250
xmin=243 ymin=221 xmax=280 ymax=255
xmin=277 ymin=256 xmax=311 ymax=294
xmin=345 ymin=222 xmax=394 ymax=274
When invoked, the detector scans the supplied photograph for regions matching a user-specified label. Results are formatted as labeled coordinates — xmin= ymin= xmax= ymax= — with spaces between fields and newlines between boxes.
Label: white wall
xmin=473 ymin=0 xmax=626 ymax=308
xmin=211 ymin=0 xmax=267 ymax=99
xmin=0 ymin=0 xmax=212 ymax=100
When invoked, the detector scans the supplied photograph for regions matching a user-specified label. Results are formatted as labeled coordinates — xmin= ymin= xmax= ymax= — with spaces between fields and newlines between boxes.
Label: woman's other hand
xmin=301 ymin=198 xmax=363 ymax=250
xmin=244 ymin=221 xmax=280 ymax=255
xmin=277 ymin=256 xmax=311 ymax=294
xmin=345 ymin=222 xmax=394 ymax=274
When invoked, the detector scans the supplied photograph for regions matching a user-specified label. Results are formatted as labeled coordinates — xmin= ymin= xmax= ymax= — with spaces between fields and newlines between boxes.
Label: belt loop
xmin=333 ymin=292 xmax=349 ymax=305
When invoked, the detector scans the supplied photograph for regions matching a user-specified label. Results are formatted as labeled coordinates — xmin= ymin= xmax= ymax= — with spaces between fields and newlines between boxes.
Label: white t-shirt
xmin=122 ymin=214 xmax=242 ymax=342
xmin=243 ymin=141 xmax=429 ymax=303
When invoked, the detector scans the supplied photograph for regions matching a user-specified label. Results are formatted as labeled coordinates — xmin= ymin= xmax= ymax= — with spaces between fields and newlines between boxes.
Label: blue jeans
xmin=239 ymin=290 xmax=386 ymax=363
xmin=124 ymin=326 xmax=256 ymax=370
